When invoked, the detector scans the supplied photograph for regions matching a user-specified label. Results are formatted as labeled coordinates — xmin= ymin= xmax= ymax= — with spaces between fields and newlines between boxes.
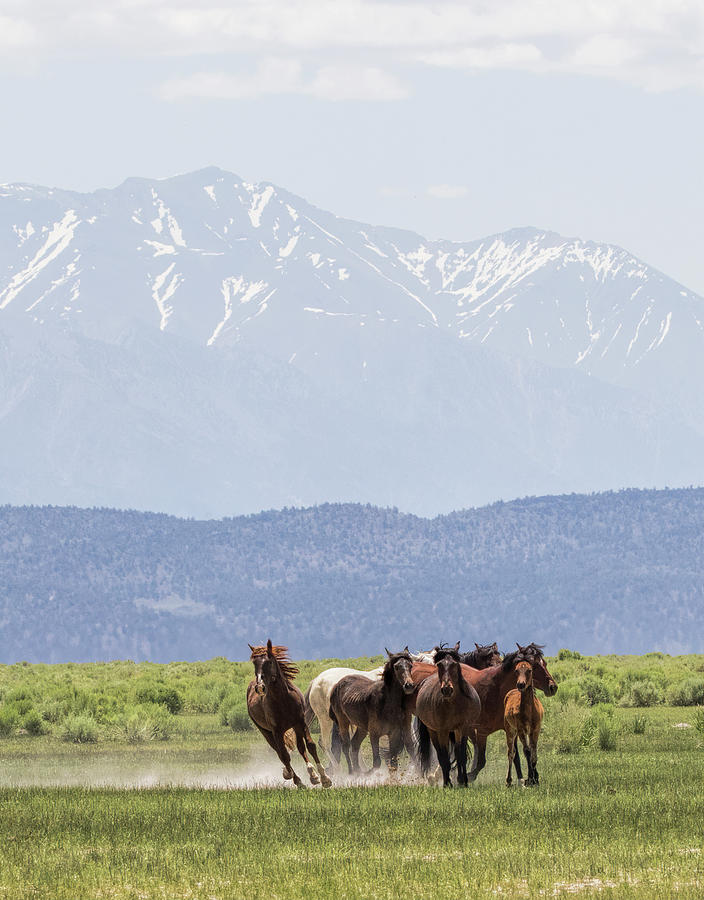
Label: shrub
xmin=116 ymin=704 xmax=174 ymax=743
xmin=134 ymin=683 xmax=184 ymax=714
xmin=227 ymin=710 xmax=253 ymax=733
xmin=0 ymin=707 xmax=19 ymax=737
xmin=694 ymin=707 xmax=704 ymax=735
xmin=61 ymin=714 xmax=100 ymax=743
xmin=622 ymin=681 xmax=663 ymax=708
xmin=582 ymin=707 xmax=618 ymax=751
xmin=632 ymin=714 xmax=647 ymax=734
xmin=41 ymin=699 xmax=68 ymax=724
xmin=220 ymin=700 xmax=252 ymax=733
xmin=558 ymin=649 xmax=582 ymax=660
xmin=667 ymin=678 xmax=704 ymax=707
xmin=579 ymin=675 xmax=613 ymax=706
xmin=542 ymin=702 xmax=588 ymax=754
xmin=23 ymin=708 xmax=48 ymax=736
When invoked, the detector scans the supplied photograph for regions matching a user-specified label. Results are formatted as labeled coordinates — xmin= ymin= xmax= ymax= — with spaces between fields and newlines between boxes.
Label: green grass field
xmin=0 ymin=655 xmax=702 ymax=899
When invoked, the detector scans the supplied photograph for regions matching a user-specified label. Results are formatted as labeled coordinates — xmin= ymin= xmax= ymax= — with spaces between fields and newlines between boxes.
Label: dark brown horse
xmin=459 ymin=642 xmax=502 ymax=669
xmin=504 ymin=659 xmax=544 ymax=786
xmin=247 ymin=640 xmax=332 ymax=788
xmin=411 ymin=641 xmax=556 ymax=783
xmin=329 ymin=648 xmax=416 ymax=774
xmin=415 ymin=643 xmax=481 ymax=787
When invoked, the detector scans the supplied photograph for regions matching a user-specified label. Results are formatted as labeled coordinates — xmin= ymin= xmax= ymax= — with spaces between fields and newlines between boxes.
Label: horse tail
xmin=303 ymin=684 xmax=315 ymax=729
xmin=416 ymin=718 xmax=432 ymax=777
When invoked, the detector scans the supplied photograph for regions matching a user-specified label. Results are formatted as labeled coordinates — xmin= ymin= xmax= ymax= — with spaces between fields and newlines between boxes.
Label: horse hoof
xmin=321 ymin=775 xmax=333 ymax=788
xmin=294 ymin=780 xmax=306 ymax=789
xmin=283 ymin=768 xmax=294 ymax=780
xmin=309 ymin=773 xmax=320 ymax=785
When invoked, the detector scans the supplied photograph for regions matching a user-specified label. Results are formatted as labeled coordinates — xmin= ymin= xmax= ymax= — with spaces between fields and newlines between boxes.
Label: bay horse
xmin=504 ymin=660 xmax=544 ymax=786
xmin=328 ymin=648 xmax=416 ymax=774
xmin=247 ymin=641 xmax=332 ymax=788
xmin=415 ymin=643 xmax=481 ymax=787
xmin=411 ymin=641 xmax=556 ymax=783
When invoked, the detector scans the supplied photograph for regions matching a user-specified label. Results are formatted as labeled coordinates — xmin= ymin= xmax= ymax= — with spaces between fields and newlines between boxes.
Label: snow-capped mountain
xmin=1 ymin=167 xmax=703 ymax=516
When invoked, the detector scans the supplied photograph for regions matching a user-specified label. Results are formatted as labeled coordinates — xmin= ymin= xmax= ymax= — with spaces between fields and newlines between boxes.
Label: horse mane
xmin=249 ymin=644 xmax=299 ymax=684
xmin=521 ymin=642 xmax=545 ymax=659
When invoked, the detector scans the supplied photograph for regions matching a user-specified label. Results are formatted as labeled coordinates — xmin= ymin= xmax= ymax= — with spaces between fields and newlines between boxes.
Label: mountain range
xmin=1 ymin=167 xmax=703 ymax=516
xmin=1 ymin=489 xmax=703 ymax=662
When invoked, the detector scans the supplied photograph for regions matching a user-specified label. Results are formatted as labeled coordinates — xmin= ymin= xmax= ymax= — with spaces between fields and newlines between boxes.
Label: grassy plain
xmin=0 ymin=654 xmax=702 ymax=899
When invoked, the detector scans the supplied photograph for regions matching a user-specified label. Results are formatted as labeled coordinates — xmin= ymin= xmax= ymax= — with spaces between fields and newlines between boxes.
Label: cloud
xmin=6 ymin=1 xmax=704 ymax=93
xmin=158 ymin=59 xmax=407 ymax=102
xmin=426 ymin=185 xmax=468 ymax=200
xmin=308 ymin=66 xmax=407 ymax=101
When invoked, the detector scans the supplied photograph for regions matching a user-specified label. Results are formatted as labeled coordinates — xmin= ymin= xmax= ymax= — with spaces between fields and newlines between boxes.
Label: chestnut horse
xmin=247 ymin=641 xmax=332 ymax=788
xmin=412 ymin=641 xmax=556 ymax=783
xmin=329 ymin=649 xmax=416 ymax=774
xmin=504 ymin=660 xmax=544 ymax=786
xmin=415 ymin=643 xmax=481 ymax=787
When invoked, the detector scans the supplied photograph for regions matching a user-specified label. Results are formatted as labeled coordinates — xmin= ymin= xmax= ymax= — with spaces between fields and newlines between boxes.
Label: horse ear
xmin=248 ymin=643 xmax=255 ymax=653
xmin=403 ymin=645 xmax=409 ymax=654
xmin=516 ymin=642 xmax=524 ymax=652
xmin=453 ymin=641 xmax=461 ymax=652
xmin=475 ymin=642 xmax=481 ymax=650
xmin=385 ymin=648 xmax=392 ymax=658
xmin=266 ymin=639 xmax=274 ymax=657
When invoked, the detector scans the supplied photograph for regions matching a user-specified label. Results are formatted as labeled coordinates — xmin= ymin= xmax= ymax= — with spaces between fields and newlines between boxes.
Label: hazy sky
xmin=2 ymin=0 xmax=703 ymax=293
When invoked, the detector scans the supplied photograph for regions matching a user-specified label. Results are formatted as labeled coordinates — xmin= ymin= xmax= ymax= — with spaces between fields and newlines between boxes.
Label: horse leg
xmin=253 ymin=724 xmax=290 ymax=779
xmin=519 ymin=732 xmax=534 ymax=785
xmin=468 ymin=732 xmax=487 ymax=782
xmin=319 ymin=716 xmax=338 ymax=767
xmin=350 ymin=726 xmax=367 ymax=773
xmin=431 ymin=732 xmax=452 ymax=787
xmin=505 ymin=726 xmax=516 ymax=787
xmin=303 ymin=727 xmax=333 ymax=787
xmin=295 ymin=728 xmax=320 ymax=785
xmin=388 ymin=730 xmax=404 ymax=775
xmin=273 ymin=731 xmax=304 ymax=787
xmin=528 ymin=724 xmax=540 ymax=786
xmin=402 ymin=719 xmax=417 ymax=768
xmin=512 ymin=736 xmax=524 ymax=782
xmin=368 ymin=730 xmax=383 ymax=771
xmin=455 ymin=735 xmax=469 ymax=786
xmin=336 ymin=717 xmax=355 ymax=775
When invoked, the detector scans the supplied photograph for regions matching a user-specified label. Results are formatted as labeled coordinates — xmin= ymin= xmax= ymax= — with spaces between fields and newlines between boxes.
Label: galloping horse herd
xmin=247 ymin=640 xmax=558 ymax=788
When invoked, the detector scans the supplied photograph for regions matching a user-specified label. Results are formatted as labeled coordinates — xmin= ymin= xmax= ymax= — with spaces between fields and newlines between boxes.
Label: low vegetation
xmin=0 ymin=653 xmax=702 ymax=898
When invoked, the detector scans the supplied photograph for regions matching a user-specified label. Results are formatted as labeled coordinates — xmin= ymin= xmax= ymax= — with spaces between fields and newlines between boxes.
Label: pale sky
xmin=2 ymin=0 xmax=703 ymax=293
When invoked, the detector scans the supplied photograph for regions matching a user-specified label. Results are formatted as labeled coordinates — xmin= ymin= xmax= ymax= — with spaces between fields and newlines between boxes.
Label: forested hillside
xmin=1 ymin=487 xmax=703 ymax=662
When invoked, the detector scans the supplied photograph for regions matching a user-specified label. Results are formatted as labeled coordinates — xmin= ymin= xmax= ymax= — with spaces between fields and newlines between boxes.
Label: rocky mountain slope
xmin=1 ymin=168 xmax=703 ymax=515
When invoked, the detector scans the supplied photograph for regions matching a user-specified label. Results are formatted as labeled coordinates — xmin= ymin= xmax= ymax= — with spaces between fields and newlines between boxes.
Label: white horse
xmin=303 ymin=650 xmax=435 ymax=768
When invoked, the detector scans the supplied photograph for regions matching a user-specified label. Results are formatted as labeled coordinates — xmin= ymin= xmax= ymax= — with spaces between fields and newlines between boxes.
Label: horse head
xmin=384 ymin=647 xmax=416 ymax=695
xmin=513 ymin=659 xmax=533 ymax=692
xmin=474 ymin=641 xmax=503 ymax=667
xmin=249 ymin=640 xmax=298 ymax=696
xmin=433 ymin=642 xmax=464 ymax=697
xmin=516 ymin=642 xmax=558 ymax=697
